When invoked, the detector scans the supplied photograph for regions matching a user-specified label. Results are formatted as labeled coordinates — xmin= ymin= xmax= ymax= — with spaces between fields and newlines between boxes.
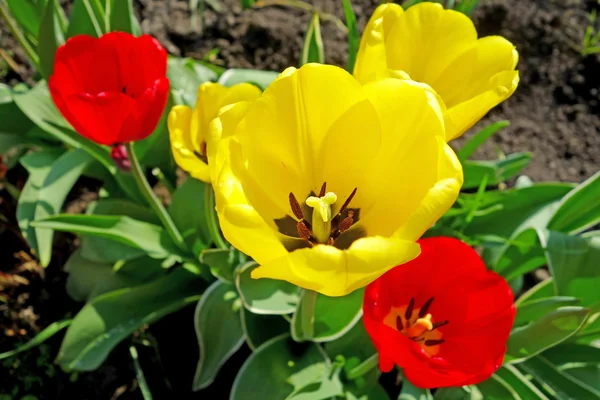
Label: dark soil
xmin=1 ymin=0 xmax=599 ymax=399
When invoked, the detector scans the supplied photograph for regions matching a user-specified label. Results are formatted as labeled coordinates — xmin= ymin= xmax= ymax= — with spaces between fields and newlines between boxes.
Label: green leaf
xmin=230 ymin=334 xmax=331 ymax=400
xmin=193 ymin=280 xmax=244 ymax=391
xmin=542 ymin=343 xmax=600 ymax=366
xmin=506 ymin=306 xmax=589 ymax=363
xmin=476 ymin=375 xmax=519 ymax=400
xmin=301 ymin=13 xmax=324 ymax=65
xmin=495 ymin=365 xmax=550 ymax=400
xmin=457 ymin=121 xmax=510 ymax=161
xmin=325 ymin=321 xmax=377 ymax=373
xmin=66 ymin=0 xmax=104 ymax=38
xmin=240 ymin=0 xmax=255 ymax=9
xmin=6 ymin=0 xmax=46 ymax=37
xmin=38 ymin=0 xmax=65 ymax=79
xmin=520 ymin=356 xmax=600 ymax=399
xmin=342 ymin=0 xmax=359 ymax=73
xmin=462 ymin=152 xmax=532 ymax=190
xmin=17 ymin=149 xmax=63 ymax=257
xmin=541 ymin=231 xmax=600 ymax=308
xmin=399 ymin=378 xmax=433 ymax=400
xmin=515 ymin=296 xmax=581 ymax=327
xmin=0 ymin=319 xmax=71 ymax=360
xmin=107 ymin=0 xmax=140 ymax=35
xmin=434 ymin=386 xmax=482 ymax=400
xmin=56 ymin=267 xmax=202 ymax=371
xmin=562 ymin=365 xmax=600 ymax=391
xmin=288 ymin=367 xmax=344 ymax=400
xmin=235 ymin=261 xmax=300 ymax=315
xmin=167 ymin=57 xmax=218 ymax=106
xmin=548 ymin=171 xmax=600 ymax=234
xmin=493 ymin=228 xmax=546 ymax=281
xmin=292 ymin=289 xmax=364 ymax=342
xmin=515 ymin=278 xmax=555 ymax=307
xmin=464 ymin=183 xmax=574 ymax=238
xmin=65 ymin=249 xmax=164 ymax=302
xmin=31 ymin=214 xmax=184 ymax=260
xmin=200 ymin=248 xmax=238 ymax=283
xmin=240 ymin=308 xmax=289 ymax=351
xmin=218 ymin=68 xmax=278 ymax=91
xmin=0 ymin=84 xmax=35 ymax=135
xmin=168 ymin=178 xmax=210 ymax=247
xmin=34 ymin=149 xmax=95 ymax=266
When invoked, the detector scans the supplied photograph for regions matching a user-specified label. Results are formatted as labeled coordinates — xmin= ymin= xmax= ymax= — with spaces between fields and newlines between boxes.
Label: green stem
xmin=300 ymin=289 xmax=318 ymax=340
xmin=125 ymin=142 xmax=186 ymax=251
xmin=129 ymin=345 xmax=153 ymax=400
xmin=204 ymin=184 xmax=228 ymax=249
xmin=0 ymin=1 xmax=40 ymax=70
xmin=346 ymin=353 xmax=379 ymax=380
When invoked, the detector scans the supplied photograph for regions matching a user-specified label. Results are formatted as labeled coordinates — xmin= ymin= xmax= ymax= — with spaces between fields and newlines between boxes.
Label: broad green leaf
xmin=38 ymin=0 xmax=65 ymax=79
xmin=344 ymin=368 xmax=389 ymax=400
xmin=218 ymin=68 xmax=278 ymax=91
xmin=462 ymin=152 xmax=532 ymax=190
xmin=56 ymin=267 xmax=203 ymax=371
xmin=0 ymin=319 xmax=71 ymax=360
xmin=193 ymin=280 xmax=244 ymax=391
xmin=167 ymin=57 xmax=218 ymax=106
xmin=17 ymin=149 xmax=63 ymax=257
xmin=342 ymin=0 xmax=359 ymax=73
xmin=34 ymin=149 xmax=94 ymax=266
xmin=168 ymin=178 xmax=210 ymax=247
xmin=0 ymin=84 xmax=34 ymax=135
xmin=399 ymin=378 xmax=433 ymax=400
xmin=66 ymin=0 xmax=103 ymax=37
xmin=464 ymin=183 xmax=574 ymax=238
xmin=457 ymin=121 xmax=510 ymax=161
xmin=240 ymin=0 xmax=255 ymax=9
xmin=515 ymin=296 xmax=581 ymax=327
xmin=292 ymin=289 xmax=364 ymax=342
xmin=230 ymin=334 xmax=331 ymax=400
xmin=506 ymin=306 xmax=589 ymax=363
xmin=65 ymin=249 xmax=164 ymax=302
xmin=541 ymin=343 xmax=600 ymax=366
xmin=476 ymin=375 xmax=519 ymax=400
xmin=200 ymin=248 xmax=238 ymax=283
xmin=515 ymin=278 xmax=555 ymax=307
xmin=6 ymin=0 xmax=45 ymax=37
xmin=235 ymin=261 xmax=300 ymax=315
xmin=434 ymin=386 xmax=482 ymax=400
xmin=301 ymin=13 xmax=324 ymax=65
xmin=493 ymin=228 xmax=545 ymax=281
xmin=288 ymin=367 xmax=344 ymax=400
xmin=563 ymin=365 xmax=600 ymax=391
xmin=495 ymin=365 xmax=550 ymax=400
xmin=325 ymin=321 xmax=377 ymax=374
xmin=107 ymin=0 xmax=140 ymax=35
xmin=548 ymin=171 xmax=600 ymax=234
xmin=80 ymin=199 xmax=158 ymax=263
xmin=31 ymin=214 xmax=184 ymax=259
xmin=240 ymin=308 xmax=289 ymax=350
xmin=541 ymin=230 xmax=600 ymax=308
xmin=520 ymin=356 xmax=600 ymax=399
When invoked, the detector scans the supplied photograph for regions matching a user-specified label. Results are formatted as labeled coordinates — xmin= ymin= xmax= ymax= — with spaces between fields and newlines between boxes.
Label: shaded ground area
xmin=1 ymin=0 xmax=599 ymax=398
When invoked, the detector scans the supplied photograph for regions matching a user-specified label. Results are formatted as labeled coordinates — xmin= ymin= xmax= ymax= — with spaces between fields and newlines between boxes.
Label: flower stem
xmin=0 ymin=1 xmax=40 ymax=70
xmin=346 ymin=353 xmax=379 ymax=380
xmin=125 ymin=142 xmax=186 ymax=251
xmin=204 ymin=184 xmax=228 ymax=249
xmin=300 ymin=289 xmax=318 ymax=339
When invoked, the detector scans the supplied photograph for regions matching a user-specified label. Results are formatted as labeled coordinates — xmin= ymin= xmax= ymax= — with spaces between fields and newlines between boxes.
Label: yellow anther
xmin=306 ymin=192 xmax=337 ymax=223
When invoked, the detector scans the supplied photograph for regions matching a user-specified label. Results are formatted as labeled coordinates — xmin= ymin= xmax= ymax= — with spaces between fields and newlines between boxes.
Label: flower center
xmin=383 ymin=297 xmax=449 ymax=357
xmin=288 ymin=182 xmax=358 ymax=245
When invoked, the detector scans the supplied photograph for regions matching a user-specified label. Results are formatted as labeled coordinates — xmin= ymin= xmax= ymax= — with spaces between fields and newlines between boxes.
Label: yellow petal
xmin=394 ymin=138 xmax=463 ymax=241
xmin=251 ymin=236 xmax=421 ymax=297
xmin=168 ymin=105 xmax=210 ymax=182
xmin=357 ymin=78 xmax=449 ymax=236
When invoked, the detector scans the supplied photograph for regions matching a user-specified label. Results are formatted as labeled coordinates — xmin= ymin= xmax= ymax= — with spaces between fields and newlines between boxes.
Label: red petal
xmin=52 ymin=35 xmax=98 ymax=96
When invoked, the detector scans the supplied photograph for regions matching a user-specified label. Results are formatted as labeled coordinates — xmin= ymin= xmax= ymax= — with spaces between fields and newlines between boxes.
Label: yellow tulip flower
xmin=168 ymin=82 xmax=262 ymax=182
xmin=354 ymin=2 xmax=519 ymax=141
xmin=209 ymin=64 xmax=463 ymax=297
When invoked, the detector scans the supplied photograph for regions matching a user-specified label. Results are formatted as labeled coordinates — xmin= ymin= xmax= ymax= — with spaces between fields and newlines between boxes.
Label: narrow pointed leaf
xmin=301 ymin=13 xmax=325 ymax=65
xmin=38 ymin=0 xmax=65 ymax=79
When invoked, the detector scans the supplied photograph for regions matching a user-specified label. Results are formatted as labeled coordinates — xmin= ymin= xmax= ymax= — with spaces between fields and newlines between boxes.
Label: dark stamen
xmin=432 ymin=320 xmax=449 ymax=330
xmin=396 ymin=316 xmax=404 ymax=331
xmin=200 ymin=141 xmax=207 ymax=157
xmin=122 ymin=86 xmax=127 ymax=93
xmin=339 ymin=211 xmax=355 ymax=233
xmin=297 ymin=221 xmax=313 ymax=242
xmin=289 ymin=193 xmax=304 ymax=220
xmin=418 ymin=297 xmax=435 ymax=318
xmin=405 ymin=298 xmax=415 ymax=320
xmin=424 ymin=339 xmax=445 ymax=346
xmin=338 ymin=188 xmax=357 ymax=214
xmin=319 ymin=182 xmax=327 ymax=197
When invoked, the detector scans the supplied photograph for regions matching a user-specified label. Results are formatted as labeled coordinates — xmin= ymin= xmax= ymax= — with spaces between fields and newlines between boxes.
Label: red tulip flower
xmin=49 ymin=32 xmax=169 ymax=146
xmin=363 ymin=237 xmax=515 ymax=389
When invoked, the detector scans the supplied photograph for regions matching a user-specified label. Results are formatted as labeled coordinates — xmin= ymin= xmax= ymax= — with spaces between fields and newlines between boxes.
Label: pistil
xmin=306 ymin=192 xmax=337 ymax=244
